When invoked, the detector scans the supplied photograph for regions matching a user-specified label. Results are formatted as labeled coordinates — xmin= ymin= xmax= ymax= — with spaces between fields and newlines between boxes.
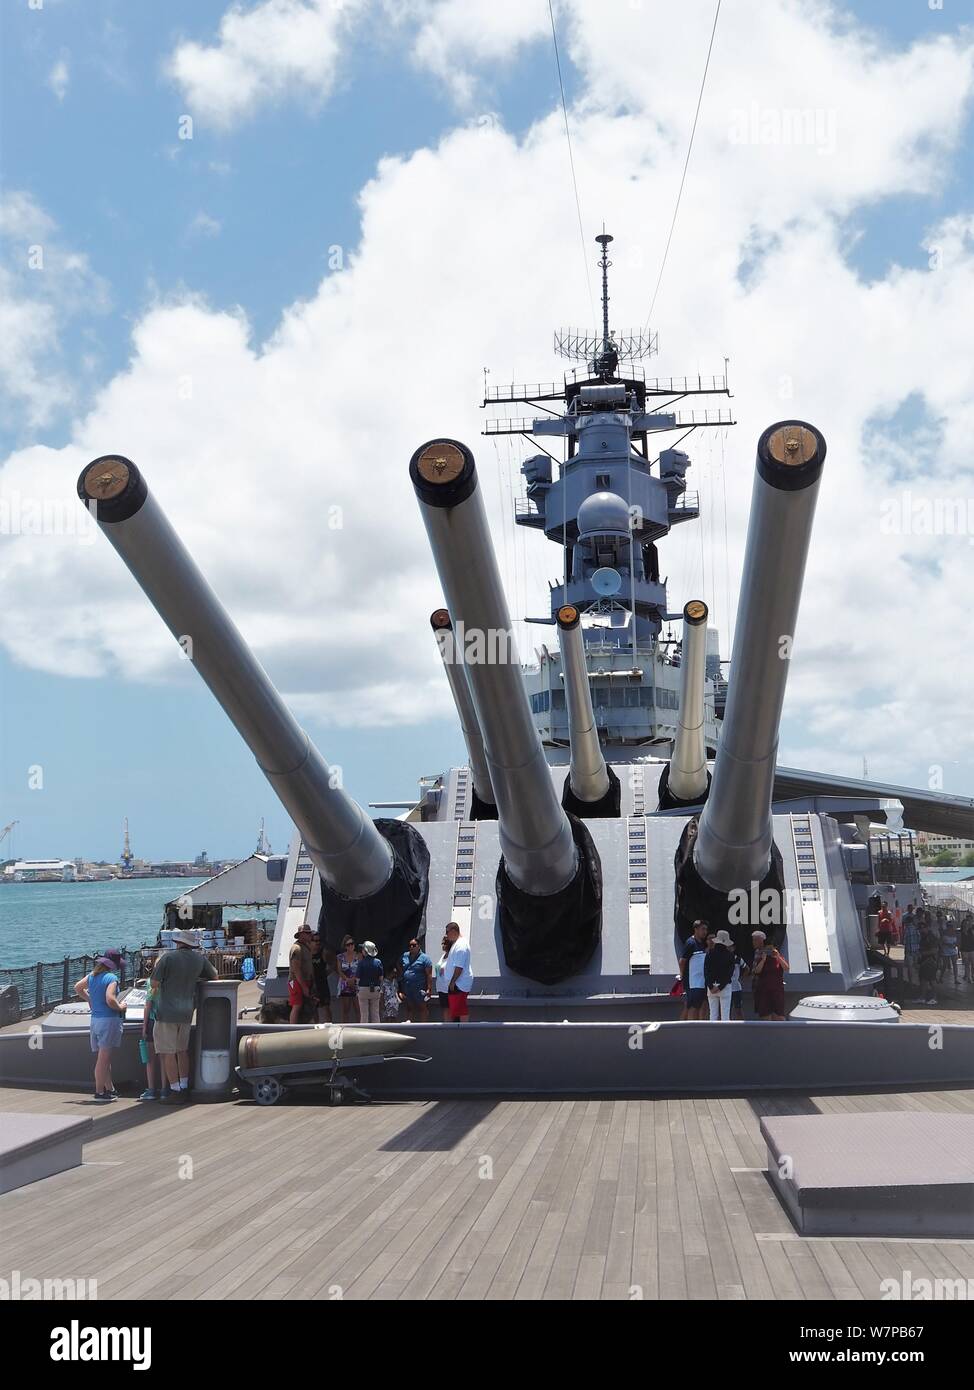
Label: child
xmin=381 ymin=963 xmax=400 ymax=1022
xmin=138 ymin=977 xmax=162 ymax=1101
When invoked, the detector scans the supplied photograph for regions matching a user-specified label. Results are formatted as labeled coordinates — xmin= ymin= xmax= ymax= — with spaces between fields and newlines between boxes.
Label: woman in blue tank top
xmin=75 ymin=950 xmax=126 ymax=1102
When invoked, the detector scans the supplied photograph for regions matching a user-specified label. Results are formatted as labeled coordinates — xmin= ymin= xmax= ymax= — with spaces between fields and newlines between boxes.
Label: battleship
xmin=3 ymin=232 xmax=974 ymax=1311
xmin=71 ymin=232 xmax=973 ymax=1024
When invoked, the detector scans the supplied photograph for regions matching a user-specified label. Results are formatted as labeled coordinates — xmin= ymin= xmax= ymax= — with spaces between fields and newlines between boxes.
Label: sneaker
xmin=137 ymin=1089 xmax=158 ymax=1102
xmin=93 ymin=1091 xmax=113 ymax=1103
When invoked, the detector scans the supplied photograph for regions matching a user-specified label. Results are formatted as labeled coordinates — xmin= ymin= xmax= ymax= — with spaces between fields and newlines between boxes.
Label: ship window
xmin=551 ymin=689 xmax=565 ymax=709
xmin=596 ymin=473 xmax=611 ymax=488
xmin=624 ymin=686 xmax=640 ymax=707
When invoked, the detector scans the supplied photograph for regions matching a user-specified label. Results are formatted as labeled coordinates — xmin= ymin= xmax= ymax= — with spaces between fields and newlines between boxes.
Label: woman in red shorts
xmin=750 ymin=931 xmax=789 ymax=1020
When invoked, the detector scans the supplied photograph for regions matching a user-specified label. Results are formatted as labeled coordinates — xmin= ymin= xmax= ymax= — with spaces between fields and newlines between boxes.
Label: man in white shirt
xmin=441 ymin=921 xmax=473 ymax=1022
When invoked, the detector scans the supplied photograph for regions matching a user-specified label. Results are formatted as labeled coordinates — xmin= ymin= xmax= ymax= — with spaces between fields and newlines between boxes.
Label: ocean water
xmin=0 ymin=877 xmax=207 ymax=968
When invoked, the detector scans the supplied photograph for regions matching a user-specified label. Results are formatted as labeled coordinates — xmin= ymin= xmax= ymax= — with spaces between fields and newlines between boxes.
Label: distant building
xmin=917 ymin=832 xmax=974 ymax=860
xmin=4 ymin=859 xmax=78 ymax=882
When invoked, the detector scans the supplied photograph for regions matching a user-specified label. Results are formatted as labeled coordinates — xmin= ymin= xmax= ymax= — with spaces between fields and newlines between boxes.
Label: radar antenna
xmin=554 ymin=231 xmax=658 ymax=379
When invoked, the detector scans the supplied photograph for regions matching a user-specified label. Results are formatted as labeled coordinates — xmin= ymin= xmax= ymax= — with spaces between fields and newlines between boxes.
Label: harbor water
xmin=0 ymin=877 xmax=205 ymax=969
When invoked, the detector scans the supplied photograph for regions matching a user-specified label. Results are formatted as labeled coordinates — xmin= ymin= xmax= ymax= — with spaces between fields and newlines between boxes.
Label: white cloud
xmin=47 ymin=57 xmax=70 ymax=101
xmin=4 ymin=0 xmax=974 ymax=790
xmin=166 ymin=0 xmax=368 ymax=129
xmin=0 ymin=192 xmax=109 ymax=429
xmin=189 ymin=211 xmax=223 ymax=238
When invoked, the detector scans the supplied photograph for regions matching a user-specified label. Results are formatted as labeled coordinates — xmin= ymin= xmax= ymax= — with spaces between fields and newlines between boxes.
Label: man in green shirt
xmin=150 ymin=928 xmax=217 ymax=1102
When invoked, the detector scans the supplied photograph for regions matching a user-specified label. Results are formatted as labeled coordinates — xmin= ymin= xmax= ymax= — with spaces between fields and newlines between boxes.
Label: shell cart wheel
xmin=252 ymin=1076 xmax=285 ymax=1107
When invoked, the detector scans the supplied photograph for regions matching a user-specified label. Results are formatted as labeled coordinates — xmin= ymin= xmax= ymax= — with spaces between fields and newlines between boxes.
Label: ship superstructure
xmin=76 ymin=232 xmax=974 ymax=1022
xmin=483 ymin=232 xmax=731 ymax=752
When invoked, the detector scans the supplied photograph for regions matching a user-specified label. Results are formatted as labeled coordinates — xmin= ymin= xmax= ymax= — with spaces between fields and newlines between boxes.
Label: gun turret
xmin=556 ymin=605 xmax=619 ymax=817
xmin=658 ymin=600 xmax=711 ymax=808
xmin=410 ymin=440 xmax=601 ymax=984
xmin=430 ymin=608 xmax=496 ymax=818
xmin=675 ymin=422 xmax=825 ymax=950
xmin=77 ymin=456 xmax=429 ymax=956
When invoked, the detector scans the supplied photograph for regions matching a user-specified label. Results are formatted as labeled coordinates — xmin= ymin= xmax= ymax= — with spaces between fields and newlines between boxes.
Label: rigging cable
xmin=642 ymin=0 xmax=722 ymax=333
xmin=548 ymin=0 xmax=596 ymax=324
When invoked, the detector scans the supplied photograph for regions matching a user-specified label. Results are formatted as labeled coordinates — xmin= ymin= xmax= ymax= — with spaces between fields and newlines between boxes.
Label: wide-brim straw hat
xmin=171 ymin=928 xmax=200 ymax=948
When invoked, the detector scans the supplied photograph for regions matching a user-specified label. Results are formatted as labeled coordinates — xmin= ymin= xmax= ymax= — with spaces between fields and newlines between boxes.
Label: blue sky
xmin=2 ymin=0 xmax=973 ymax=862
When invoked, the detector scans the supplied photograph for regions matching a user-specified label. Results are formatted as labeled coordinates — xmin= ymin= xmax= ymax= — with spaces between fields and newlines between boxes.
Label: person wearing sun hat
xmin=150 ymin=927 xmax=217 ymax=1101
xmin=356 ymin=941 xmax=384 ymax=1024
xmin=704 ymin=929 xmax=736 ymax=1020
xmin=74 ymin=948 xmax=127 ymax=1102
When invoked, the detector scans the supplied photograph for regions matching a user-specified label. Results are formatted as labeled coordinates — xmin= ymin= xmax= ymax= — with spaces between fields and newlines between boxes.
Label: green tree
xmin=930 ymin=850 xmax=959 ymax=867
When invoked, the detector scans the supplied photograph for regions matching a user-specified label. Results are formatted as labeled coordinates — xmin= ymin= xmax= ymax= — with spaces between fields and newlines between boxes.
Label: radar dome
xmin=576 ymin=491 xmax=630 ymax=537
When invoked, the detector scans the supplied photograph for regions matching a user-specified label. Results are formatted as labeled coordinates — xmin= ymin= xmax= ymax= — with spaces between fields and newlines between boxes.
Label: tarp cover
xmin=497 ymin=815 xmax=602 ymax=985
xmin=317 ymin=819 xmax=430 ymax=964
xmin=561 ymin=764 xmax=621 ymax=819
xmin=469 ymin=787 xmax=498 ymax=822
xmin=673 ymin=815 xmax=785 ymax=960
xmin=656 ymin=762 xmax=711 ymax=810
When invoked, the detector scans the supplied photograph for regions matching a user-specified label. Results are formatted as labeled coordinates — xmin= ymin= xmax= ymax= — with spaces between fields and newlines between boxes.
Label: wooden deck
xmin=2 ymin=1080 xmax=973 ymax=1300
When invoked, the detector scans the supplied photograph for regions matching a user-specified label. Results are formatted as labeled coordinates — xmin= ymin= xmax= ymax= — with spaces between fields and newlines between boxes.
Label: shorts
xmin=447 ymin=989 xmax=469 ymax=1020
xmin=153 ymin=1020 xmax=192 ymax=1053
xmin=686 ymin=988 xmax=707 ymax=1008
xmin=90 ymin=1017 xmax=124 ymax=1052
xmin=437 ymin=992 xmax=450 ymax=1015
xmin=288 ymin=979 xmax=307 ymax=1008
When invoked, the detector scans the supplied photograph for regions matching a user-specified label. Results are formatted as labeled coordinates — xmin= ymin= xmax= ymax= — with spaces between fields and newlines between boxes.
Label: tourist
xmin=917 ymin=921 xmax=939 ymax=1005
xmin=398 ymin=937 xmax=434 ymax=1022
xmin=138 ymin=975 xmax=162 ymax=1102
xmin=876 ymin=906 xmax=893 ymax=957
xmin=729 ymin=948 xmax=748 ymax=1020
xmin=308 ymin=931 xmax=332 ymax=1024
xmin=288 ymin=924 xmax=317 ymax=1024
xmin=150 ymin=928 xmax=218 ymax=1102
xmin=435 ymin=932 xmax=452 ymax=1019
xmin=437 ymin=922 xmax=473 ymax=1022
xmin=705 ymin=929 xmax=736 ymax=1020
xmin=902 ymin=908 xmax=920 ymax=984
xmin=938 ymin=917 xmax=960 ymax=987
xmin=75 ymin=949 xmax=126 ymax=1103
xmin=961 ymin=913 xmax=974 ymax=985
xmin=337 ymin=935 xmax=359 ymax=1023
xmin=751 ymin=932 xmax=789 ymax=1020
xmin=678 ymin=919 xmax=709 ymax=1020
xmin=381 ymin=961 xmax=401 ymax=1021
xmin=356 ymin=942 xmax=384 ymax=1024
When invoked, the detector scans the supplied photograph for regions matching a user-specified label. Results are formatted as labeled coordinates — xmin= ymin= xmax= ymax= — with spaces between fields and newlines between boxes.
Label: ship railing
xmin=671 ymin=491 xmax=700 ymax=512
xmin=0 ymin=940 xmax=273 ymax=1020
xmin=514 ymin=497 xmax=544 ymax=521
xmin=484 ymin=381 xmax=563 ymax=403
xmin=0 ymin=948 xmax=142 ymax=1020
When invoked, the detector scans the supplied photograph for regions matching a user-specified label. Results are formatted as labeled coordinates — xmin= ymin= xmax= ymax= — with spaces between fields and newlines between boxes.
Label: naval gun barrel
xmin=660 ymin=600 xmax=711 ymax=806
xmin=693 ymin=422 xmax=826 ymax=892
xmin=410 ymin=441 xmax=577 ymax=895
xmin=77 ymin=456 xmax=394 ymax=900
xmin=430 ymin=609 xmax=496 ymax=814
xmin=556 ymin=605 xmax=611 ymax=805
